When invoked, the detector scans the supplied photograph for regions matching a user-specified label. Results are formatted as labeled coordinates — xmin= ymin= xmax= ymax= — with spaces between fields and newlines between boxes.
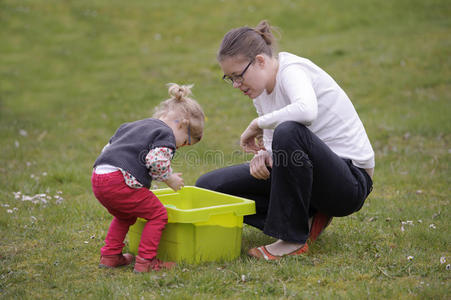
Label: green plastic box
xmin=128 ymin=186 xmax=255 ymax=263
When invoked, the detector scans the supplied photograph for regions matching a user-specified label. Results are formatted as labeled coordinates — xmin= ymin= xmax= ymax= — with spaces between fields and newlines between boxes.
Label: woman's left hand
xmin=240 ymin=118 xmax=265 ymax=154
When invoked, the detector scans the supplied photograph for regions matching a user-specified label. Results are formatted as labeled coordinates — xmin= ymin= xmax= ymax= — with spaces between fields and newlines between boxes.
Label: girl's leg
xmin=102 ymin=216 xmax=137 ymax=255
xmin=195 ymin=163 xmax=271 ymax=230
xmin=134 ymin=190 xmax=168 ymax=260
xmin=100 ymin=188 xmax=167 ymax=260
xmin=263 ymin=121 xmax=372 ymax=244
xmin=92 ymin=171 xmax=168 ymax=259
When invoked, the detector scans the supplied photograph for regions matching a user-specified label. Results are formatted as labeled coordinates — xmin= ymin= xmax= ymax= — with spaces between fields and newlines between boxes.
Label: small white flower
xmin=42 ymin=172 xmax=47 ymax=176
xmin=14 ymin=140 xmax=20 ymax=148
xmin=406 ymin=220 xmax=413 ymax=225
xmin=84 ymin=241 xmax=89 ymax=244
xmin=407 ymin=256 xmax=414 ymax=261
xmin=429 ymin=224 xmax=436 ymax=229
xmin=6 ymin=209 xmax=13 ymax=213
xmin=26 ymin=161 xmax=32 ymax=167
xmin=440 ymin=257 xmax=446 ymax=264
xmin=418 ymin=219 xmax=422 ymax=223
xmin=241 ymin=274 xmax=246 ymax=282
xmin=19 ymin=129 xmax=28 ymax=136
xmin=446 ymin=264 xmax=450 ymax=270
xmin=401 ymin=225 xmax=405 ymax=232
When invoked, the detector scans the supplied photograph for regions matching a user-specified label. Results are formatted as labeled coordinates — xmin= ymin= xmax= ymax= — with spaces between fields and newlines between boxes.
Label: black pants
xmin=196 ymin=121 xmax=373 ymax=243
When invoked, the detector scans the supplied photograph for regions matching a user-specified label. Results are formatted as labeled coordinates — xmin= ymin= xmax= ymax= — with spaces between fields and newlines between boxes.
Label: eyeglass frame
xmin=187 ymin=123 xmax=191 ymax=145
xmin=222 ymin=60 xmax=253 ymax=85
xmin=175 ymin=120 xmax=192 ymax=146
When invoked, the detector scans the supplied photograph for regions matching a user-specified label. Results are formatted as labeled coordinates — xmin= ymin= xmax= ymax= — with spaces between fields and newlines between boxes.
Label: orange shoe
xmin=133 ymin=255 xmax=176 ymax=273
xmin=308 ymin=212 xmax=333 ymax=244
xmin=99 ymin=253 xmax=134 ymax=268
xmin=247 ymin=244 xmax=309 ymax=261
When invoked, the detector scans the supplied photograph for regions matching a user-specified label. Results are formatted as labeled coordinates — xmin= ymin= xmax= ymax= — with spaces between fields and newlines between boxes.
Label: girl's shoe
xmin=247 ymin=243 xmax=309 ymax=261
xmin=308 ymin=212 xmax=333 ymax=244
xmin=99 ymin=253 xmax=134 ymax=268
xmin=133 ymin=255 xmax=176 ymax=273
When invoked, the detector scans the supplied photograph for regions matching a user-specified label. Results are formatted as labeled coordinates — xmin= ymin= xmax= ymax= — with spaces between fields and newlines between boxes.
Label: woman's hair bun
xmin=254 ymin=20 xmax=273 ymax=46
xmin=167 ymin=83 xmax=193 ymax=102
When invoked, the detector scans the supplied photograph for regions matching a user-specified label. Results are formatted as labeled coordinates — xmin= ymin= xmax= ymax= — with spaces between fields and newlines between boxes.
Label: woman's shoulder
xmin=278 ymin=52 xmax=324 ymax=79
xmin=278 ymin=52 xmax=311 ymax=66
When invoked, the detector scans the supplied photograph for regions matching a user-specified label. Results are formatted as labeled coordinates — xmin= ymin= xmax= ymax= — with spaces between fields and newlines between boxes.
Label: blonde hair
xmin=217 ymin=20 xmax=278 ymax=62
xmin=153 ymin=83 xmax=205 ymax=143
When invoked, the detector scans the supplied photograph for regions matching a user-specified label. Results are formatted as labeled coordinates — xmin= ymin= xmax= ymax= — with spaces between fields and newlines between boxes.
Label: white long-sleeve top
xmin=254 ymin=52 xmax=375 ymax=169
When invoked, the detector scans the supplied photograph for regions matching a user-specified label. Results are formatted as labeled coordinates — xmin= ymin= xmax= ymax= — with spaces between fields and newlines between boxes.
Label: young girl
xmin=92 ymin=83 xmax=204 ymax=272
xmin=196 ymin=21 xmax=374 ymax=260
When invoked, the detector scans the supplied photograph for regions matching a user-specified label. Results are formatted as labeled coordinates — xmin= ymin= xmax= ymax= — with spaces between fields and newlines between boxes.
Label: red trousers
xmin=91 ymin=171 xmax=167 ymax=259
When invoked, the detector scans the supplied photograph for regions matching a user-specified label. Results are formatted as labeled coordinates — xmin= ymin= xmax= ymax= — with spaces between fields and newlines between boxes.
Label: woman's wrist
xmin=251 ymin=118 xmax=260 ymax=130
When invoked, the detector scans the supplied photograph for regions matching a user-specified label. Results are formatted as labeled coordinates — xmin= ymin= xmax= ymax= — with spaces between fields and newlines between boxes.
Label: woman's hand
xmin=240 ymin=118 xmax=265 ymax=154
xmin=250 ymin=150 xmax=273 ymax=180
xmin=164 ymin=173 xmax=184 ymax=191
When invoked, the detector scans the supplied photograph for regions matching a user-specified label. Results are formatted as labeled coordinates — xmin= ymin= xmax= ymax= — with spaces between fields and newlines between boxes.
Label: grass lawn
xmin=0 ymin=0 xmax=449 ymax=298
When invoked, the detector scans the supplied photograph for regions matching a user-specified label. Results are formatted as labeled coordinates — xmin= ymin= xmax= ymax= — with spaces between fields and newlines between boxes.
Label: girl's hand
xmin=164 ymin=173 xmax=184 ymax=191
xmin=250 ymin=150 xmax=273 ymax=180
xmin=240 ymin=118 xmax=265 ymax=154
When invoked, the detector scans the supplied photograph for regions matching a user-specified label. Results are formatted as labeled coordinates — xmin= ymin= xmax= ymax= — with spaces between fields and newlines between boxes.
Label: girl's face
xmin=220 ymin=55 xmax=270 ymax=99
xmin=171 ymin=121 xmax=191 ymax=149
xmin=159 ymin=111 xmax=193 ymax=149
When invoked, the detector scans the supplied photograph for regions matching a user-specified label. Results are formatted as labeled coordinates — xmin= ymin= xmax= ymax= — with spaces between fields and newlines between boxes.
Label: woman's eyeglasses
xmin=222 ymin=60 xmax=253 ymax=85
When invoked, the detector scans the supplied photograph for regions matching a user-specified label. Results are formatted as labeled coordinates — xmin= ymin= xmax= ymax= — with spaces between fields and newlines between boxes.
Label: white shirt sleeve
xmin=257 ymin=66 xmax=318 ymax=129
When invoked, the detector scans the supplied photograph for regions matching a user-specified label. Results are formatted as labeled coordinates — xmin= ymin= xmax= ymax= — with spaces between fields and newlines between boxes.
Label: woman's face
xmin=219 ymin=55 xmax=268 ymax=99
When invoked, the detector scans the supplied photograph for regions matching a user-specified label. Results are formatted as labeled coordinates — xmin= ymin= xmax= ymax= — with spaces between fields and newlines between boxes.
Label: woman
xmin=196 ymin=20 xmax=374 ymax=260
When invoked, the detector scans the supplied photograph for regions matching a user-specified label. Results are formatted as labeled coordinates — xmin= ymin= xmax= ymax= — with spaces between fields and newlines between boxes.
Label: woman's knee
xmin=272 ymin=121 xmax=310 ymax=150
xmin=195 ymin=172 xmax=217 ymax=191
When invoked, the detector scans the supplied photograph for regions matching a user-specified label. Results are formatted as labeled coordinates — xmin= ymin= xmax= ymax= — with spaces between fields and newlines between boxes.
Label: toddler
xmin=91 ymin=83 xmax=204 ymax=272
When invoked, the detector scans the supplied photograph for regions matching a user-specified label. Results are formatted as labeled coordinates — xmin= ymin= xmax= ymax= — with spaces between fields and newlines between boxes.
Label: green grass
xmin=0 ymin=0 xmax=449 ymax=298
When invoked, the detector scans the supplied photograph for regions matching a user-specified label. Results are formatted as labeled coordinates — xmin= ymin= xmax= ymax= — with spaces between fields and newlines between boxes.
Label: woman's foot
xmin=248 ymin=240 xmax=308 ymax=261
xmin=266 ymin=240 xmax=305 ymax=256
xmin=99 ymin=253 xmax=134 ymax=268
xmin=133 ymin=255 xmax=176 ymax=273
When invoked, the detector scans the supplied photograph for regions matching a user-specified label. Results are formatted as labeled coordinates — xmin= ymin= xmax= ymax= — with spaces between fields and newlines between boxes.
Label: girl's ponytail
xmin=167 ymin=83 xmax=193 ymax=102
xmin=153 ymin=83 xmax=205 ymax=143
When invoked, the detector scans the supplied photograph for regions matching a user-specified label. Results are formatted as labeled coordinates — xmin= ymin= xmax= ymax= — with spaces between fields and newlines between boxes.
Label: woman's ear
xmin=255 ymin=54 xmax=266 ymax=67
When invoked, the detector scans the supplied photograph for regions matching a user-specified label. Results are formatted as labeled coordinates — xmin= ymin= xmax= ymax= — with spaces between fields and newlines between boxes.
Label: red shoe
xmin=308 ymin=212 xmax=333 ymax=244
xmin=99 ymin=253 xmax=134 ymax=268
xmin=247 ymin=244 xmax=309 ymax=261
xmin=133 ymin=256 xmax=176 ymax=273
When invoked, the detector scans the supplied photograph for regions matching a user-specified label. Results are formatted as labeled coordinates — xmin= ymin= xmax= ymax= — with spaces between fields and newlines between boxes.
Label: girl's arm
xmin=146 ymin=147 xmax=184 ymax=190
xmin=146 ymin=147 xmax=174 ymax=181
